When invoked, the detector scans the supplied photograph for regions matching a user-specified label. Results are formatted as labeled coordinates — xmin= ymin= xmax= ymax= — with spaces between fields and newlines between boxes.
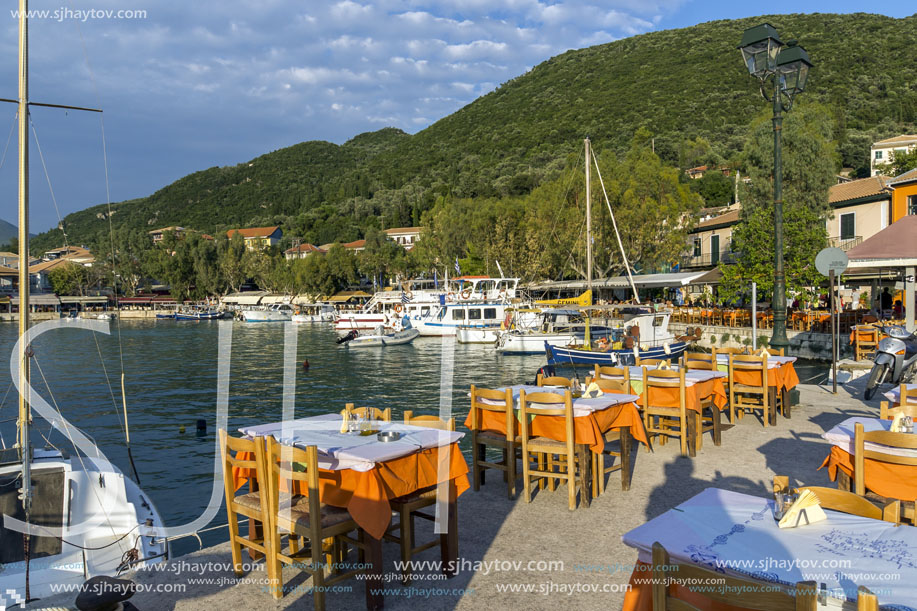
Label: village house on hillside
xmin=226 ymin=226 xmax=282 ymax=251
xmin=871 ymin=135 xmax=917 ymax=176
xmin=383 ymin=226 xmax=422 ymax=250
xmin=284 ymin=243 xmax=325 ymax=260
xmin=148 ymin=226 xmax=185 ymax=243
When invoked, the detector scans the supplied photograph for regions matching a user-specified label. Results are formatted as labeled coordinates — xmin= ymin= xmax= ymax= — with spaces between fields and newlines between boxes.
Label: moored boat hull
xmin=545 ymin=341 xmax=689 ymax=366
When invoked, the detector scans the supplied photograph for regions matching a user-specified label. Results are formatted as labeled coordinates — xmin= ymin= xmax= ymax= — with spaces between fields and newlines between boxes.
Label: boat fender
xmin=640 ymin=343 xmax=649 ymax=352
xmin=664 ymin=343 xmax=671 ymax=355
xmin=404 ymin=291 xmax=413 ymax=301
xmin=179 ymin=425 xmax=185 ymax=433
xmin=303 ymin=359 xmax=310 ymax=370
xmin=460 ymin=288 xmax=472 ymax=300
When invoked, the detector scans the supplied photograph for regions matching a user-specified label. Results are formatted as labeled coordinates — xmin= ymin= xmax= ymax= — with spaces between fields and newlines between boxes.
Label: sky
xmin=0 ymin=1 xmax=914 ymax=233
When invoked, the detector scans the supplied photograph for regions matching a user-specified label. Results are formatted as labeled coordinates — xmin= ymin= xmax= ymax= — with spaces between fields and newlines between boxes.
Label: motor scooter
xmin=864 ymin=325 xmax=917 ymax=400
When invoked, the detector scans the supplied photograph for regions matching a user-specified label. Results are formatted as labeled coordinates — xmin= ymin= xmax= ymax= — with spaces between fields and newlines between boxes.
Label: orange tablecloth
xmin=819 ymin=445 xmax=917 ymax=500
xmin=732 ymin=363 xmax=799 ymax=392
xmin=463 ymin=401 xmax=648 ymax=454
xmin=232 ymin=443 xmax=469 ymax=539
xmin=636 ymin=378 xmax=728 ymax=413
xmin=622 ymin=561 xmax=752 ymax=611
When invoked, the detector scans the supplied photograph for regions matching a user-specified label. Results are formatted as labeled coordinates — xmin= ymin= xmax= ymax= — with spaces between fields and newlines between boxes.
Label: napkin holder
xmin=583 ymin=382 xmax=603 ymax=398
xmin=777 ymin=489 xmax=826 ymax=529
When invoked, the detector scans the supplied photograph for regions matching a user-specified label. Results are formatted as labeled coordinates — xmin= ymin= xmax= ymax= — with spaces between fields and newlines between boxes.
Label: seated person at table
xmin=595 ymin=336 xmax=610 ymax=351
xmin=894 ymin=300 xmax=903 ymax=319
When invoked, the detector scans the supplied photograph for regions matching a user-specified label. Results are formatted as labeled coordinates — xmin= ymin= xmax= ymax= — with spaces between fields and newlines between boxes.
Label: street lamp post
xmin=738 ymin=24 xmax=812 ymax=352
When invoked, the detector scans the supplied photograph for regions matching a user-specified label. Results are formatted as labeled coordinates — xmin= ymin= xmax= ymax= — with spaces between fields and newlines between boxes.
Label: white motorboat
xmin=413 ymin=301 xmax=526 ymax=337
xmin=345 ymin=327 xmax=420 ymax=347
xmin=335 ymin=276 xmax=519 ymax=335
xmin=292 ymin=304 xmax=338 ymax=323
xmin=241 ymin=304 xmax=293 ymax=322
xmin=2 ymin=2 xmax=168 ymax=600
xmin=455 ymin=324 xmax=504 ymax=344
xmin=495 ymin=308 xmax=611 ymax=354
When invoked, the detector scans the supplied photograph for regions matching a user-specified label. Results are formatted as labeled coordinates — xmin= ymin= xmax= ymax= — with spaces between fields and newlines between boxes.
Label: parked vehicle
xmin=864 ymin=325 xmax=917 ymax=400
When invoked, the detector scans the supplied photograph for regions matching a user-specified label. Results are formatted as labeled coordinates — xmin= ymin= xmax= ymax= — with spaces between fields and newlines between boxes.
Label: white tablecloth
xmin=884 ymin=383 xmax=917 ymax=404
xmin=241 ymin=414 xmax=464 ymax=472
xmin=488 ymin=384 xmax=639 ymax=417
xmin=622 ymin=487 xmax=917 ymax=609
xmin=714 ymin=354 xmax=797 ymax=368
xmin=625 ymin=366 xmax=727 ymax=386
xmin=822 ymin=416 xmax=917 ymax=458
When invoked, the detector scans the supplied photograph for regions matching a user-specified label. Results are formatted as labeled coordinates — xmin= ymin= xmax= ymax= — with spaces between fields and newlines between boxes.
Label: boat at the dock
xmin=2 ymin=2 xmax=167 ymax=599
xmin=334 ymin=276 xmax=520 ymax=335
xmin=241 ymin=304 xmax=294 ymax=322
xmin=175 ymin=309 xmax=225 ymax=320
xmin=337 ymin=321 xmax=420 ymax=347
xmin=292 ymin=304 xmax=338 ymax=323
xmin=495 ymin=308 xmax=612 ymax=354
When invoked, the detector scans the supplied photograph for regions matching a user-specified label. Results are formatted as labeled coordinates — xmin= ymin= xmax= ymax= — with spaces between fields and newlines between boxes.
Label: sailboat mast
xmin=17 ymin=0 xmax=32 ymax=515
xmin=585 ymin=138 xmax=592 ymax=295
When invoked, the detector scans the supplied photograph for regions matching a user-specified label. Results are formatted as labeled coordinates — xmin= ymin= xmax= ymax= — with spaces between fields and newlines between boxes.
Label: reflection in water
xmin=0 ymin=320 xmax=544 ymax=555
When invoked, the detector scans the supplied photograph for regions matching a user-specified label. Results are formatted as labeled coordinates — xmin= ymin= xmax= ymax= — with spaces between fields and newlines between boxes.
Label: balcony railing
xmin=680 ymin=251 xmax=736 ymax=269
xmin=828 ymin=236 xmax=862 ymax=251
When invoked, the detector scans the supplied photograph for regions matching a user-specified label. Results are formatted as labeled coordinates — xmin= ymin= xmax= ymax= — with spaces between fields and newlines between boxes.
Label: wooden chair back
xmin=714 ymin=346 xmax=748 ymax=356
xmin=404 ymin=411 xmax=456 ymax=431
xmin=651 ymin=541 xmax=817 ymax=610
xmin=773 ymin=476 xmax=900 ymax=523
xmin=469 ymin=385 xmax=516 ymax=439
xmin=536 ymin=374 xmax=573 ymax=388
xmin=728 ymin=353 xmax=768 ymax=426
xmin=220 ymin=429 xmax=264 ymax=489
xmin=594 ymin=378 xmax=628 ymax=394
xmin=763 ymin=347 xmax=785 ymax=356
xmin=854 ymin=422 xmax=917 ymax=497
xmin=684 ymin=352 xmax=715 ymax=371
xmin=592 ymin=365 xmax=630 ymax=385
xmin=902 ymin=384 xmax=917 ymax=406
xmin=642 ymin=368 xmax=689 ymax=457
xmin=347 ymin=404 xmax=392 ymax=421
xmin=636 ymin=358 xmax=669 ymax=368
xmin=880 ymin=401 xmax=917 ymax=420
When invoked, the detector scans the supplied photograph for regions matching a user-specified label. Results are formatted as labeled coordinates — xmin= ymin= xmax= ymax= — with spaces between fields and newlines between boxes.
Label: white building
xmin=383 ymin=227 xmax=422 ymax=250
xmin=871 ymin=135 xmax=917 ymax=177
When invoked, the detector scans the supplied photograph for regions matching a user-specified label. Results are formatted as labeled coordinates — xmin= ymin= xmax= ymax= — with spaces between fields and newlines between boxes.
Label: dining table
xmin=464 ymin=385 xmax=648 ymax=498
xmin=819 ymin=416 xmax=917 ymax=501
xmin=232 ymin=413 xmax=470 ymax=597
xmin=621 ymin=487 xmax=917 ymax=610
xmin=884 ymin=384 xmax=917 ymax=406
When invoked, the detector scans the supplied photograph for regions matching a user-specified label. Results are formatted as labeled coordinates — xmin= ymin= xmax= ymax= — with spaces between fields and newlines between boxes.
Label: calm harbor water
xmin=0 ymin=319 xmax=828 ymax=557
xmin=0 ymin=320 xmax=545 ymax=556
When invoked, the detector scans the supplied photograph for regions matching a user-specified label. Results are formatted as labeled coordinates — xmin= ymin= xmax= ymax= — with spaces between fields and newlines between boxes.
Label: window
xmin=483 ymin=308 xmax=497 ymax=320
xmin=467 ymin=309 xmax=482 ymax=320
xmin=875 ymin=150 xmax=883 ymax=160
xmin=909 ymin=195 xmax=917 ymax=216
xmin=693 ymin=238 xmax=701 ymax=258
xmin=421 ymin=306 xmax=430 ymax=316
xmin=840 ymin=212 xmax=855 ymax=240
xmin=452 ymin=309 xmax=465 ymax=320
xmin=711 ymin=235 xmax=720 ymax=265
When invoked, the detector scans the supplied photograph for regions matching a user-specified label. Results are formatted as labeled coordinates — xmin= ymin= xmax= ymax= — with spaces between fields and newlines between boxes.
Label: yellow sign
xmin=535 ymin=289 xmax=592 ymax=307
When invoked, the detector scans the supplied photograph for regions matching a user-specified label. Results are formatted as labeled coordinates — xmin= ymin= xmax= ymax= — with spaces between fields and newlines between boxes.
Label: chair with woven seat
xmin=536 ymin=374 xmax=573 ymax=388
xmin=728 ymin=353 xmax=770 ymax=426
xmin=519 ymin=389 xmax=588 ymax=510
xmin=651 ymin=541 xmax=818 ymax=610
xmin=263 ymin=436 xmax=378 ymax=607
xmin=773 ymin=476 xmax=900 ymax=523
xmin=347 ymin=404 xmax=391 ymax=422
xmin=642 ymin=368 xmax=692 ymax=457
xmin=385 ymin=413 xmax=457 ymax=585
xmin=469 ymin=386 xmax=518 ymax=499
xmin=219 ymin=430 xmax=272 ymax=577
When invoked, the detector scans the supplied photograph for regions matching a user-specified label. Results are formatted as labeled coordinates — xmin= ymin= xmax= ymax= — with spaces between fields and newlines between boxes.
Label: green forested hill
xmin=32 ymin=12 xmax=917 ymax=253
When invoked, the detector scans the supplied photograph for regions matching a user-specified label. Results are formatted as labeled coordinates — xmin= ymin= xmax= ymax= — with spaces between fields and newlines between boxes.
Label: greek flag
xmin=401 ymin=291 xmax=411 ymax=304
xmin=454 ymin=256 xmax=461 ymax=275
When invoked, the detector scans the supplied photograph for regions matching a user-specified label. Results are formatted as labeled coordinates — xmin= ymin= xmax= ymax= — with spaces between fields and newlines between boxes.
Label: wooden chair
xmin=728 ymin=354 xmax=770 ymax=426
xmin=347 ymin=404 xmax=391 ymax=421
xmin=469 ymin=386 xmax=518 ymax=499
xmin=651 ymin=541 xmax=817 ymax=610
xmin=536 ymin=374 xmax=573 ymax=388
xmin=404 ymin=411 xmax=455 ymax=431
xmin=857 ymin=586 xmax=878 ymax=611
xmin=519 ymin=389 xmax=587 ymax=510
xmin=641 ymin=368 xmax=692 ymax=457
xmin=589 ymin=377 xmax=634 ymax=495
xmin=219 ymin=430 xmax=272 ymax=577
xmin=853 ymin=326 xmax=879 ymax=361
xmin=590 ymin=365 xmax=631 ymax=388
xmin=263 ymin=436 xmax=377 ymax=606
xmin=773 ymin=476 xmax=900 ymax=523
xmin=762 ymin=347 xmax=785 ymax=356
xmin=714 ymin=346 xmax=747 ymax=356
xmin=901 ymin=384 xmax=917 ymax=406
xmin=386 ymin=412 xmax=456 ymax=584
xmin=854 ymin=422 xmax=917 ymax=502
xmin=684 ymin=352 xmax=715 ymax=371
xmin=880 ymin=401 xmax=917 ymax=420
xmin=635 ymin=357 xmax=669 ymax=368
